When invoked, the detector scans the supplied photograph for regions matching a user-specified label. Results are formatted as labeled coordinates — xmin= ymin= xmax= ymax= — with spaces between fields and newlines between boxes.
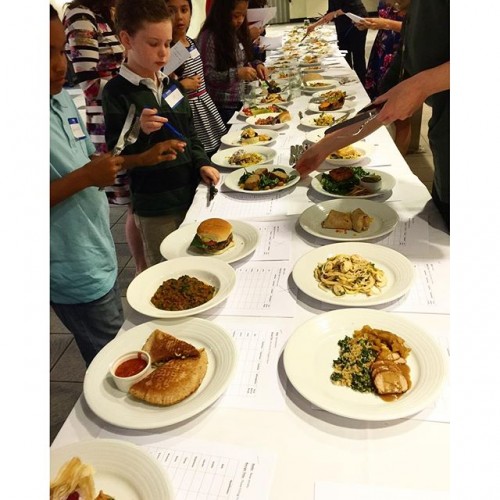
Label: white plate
xmin=305 ymin=129 xmax=327 ymax=143
xmin=256 ymin=94 xmax=292 ymax=106
xmin=224 ymin=165 xmax=300 ymax=194
xmin=302 ymin=79 xmax=337 ymax=92
xmin=284 ymin=308 xmax=447 ymax=421
xmin=310 ymin=89 xmax=353 ymax=100
xmin=311 ymin=169 xmax=396 ymax=198
xmin=239 ymin=105 xmax=286 ymax=117
xmin=299 ymin=199 xmax=399 ymax=241
xmin=292 ymin=242 xmax=414 ymax=306
xmin=299 ymin=57 xmax=323 ymax=66
xmin=300 ymin=112 xmax=350 ymax=129
xmin=126 ymin=257 xmax=236 ymax=318
xmin=160 ymin=220 xmax=260 ymax=263
xmin=211 ymin=145 xmax=277 ymax=169
xmin=245 ymin=113 xmax=289 ymax=130
xmin=324 ymin=145 xmax=367 ymax=166
xmin=50 ymin=439 xmax=174 ymax=498
xmin=220 ymin=128 xmax=278 ymax=147
xmin=300 ymin=65 xmax=329 ymax=73
xmin=83 ymin=318 xmax=238 ymax=429
xmin=307 ymin=100 xmax=355 ymax=113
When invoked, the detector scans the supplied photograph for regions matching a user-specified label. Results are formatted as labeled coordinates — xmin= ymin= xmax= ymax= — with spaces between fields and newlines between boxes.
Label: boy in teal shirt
xmin=50 ymin=5 xmax=125 ymax=365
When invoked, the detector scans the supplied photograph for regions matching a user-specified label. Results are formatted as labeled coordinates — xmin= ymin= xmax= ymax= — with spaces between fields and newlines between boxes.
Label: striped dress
xmin=177 ymin=37 xmax=226 ymax=155
xmin=63 ymin=6 xmax=130 ymax=205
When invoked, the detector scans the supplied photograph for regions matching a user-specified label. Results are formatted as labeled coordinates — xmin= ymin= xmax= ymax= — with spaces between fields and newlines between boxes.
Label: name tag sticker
xmin=189 ymin=47 xmax=200 ymax=59
xmin=162 ymin=86 xmax=183 ymax=108
xmin=68 ymin=117 xmax=86 ymax=140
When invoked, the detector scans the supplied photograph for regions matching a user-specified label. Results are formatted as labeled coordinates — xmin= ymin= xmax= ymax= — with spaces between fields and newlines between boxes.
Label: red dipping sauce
xmin=115 ymin=353 xmax=147 ymax=378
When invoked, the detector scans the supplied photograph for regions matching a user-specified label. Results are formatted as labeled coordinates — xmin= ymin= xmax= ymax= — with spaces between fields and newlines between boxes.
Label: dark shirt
xmin=102 ymin=76 xmax=210 ymax=217
xmin=327 ymin=0 xmax=368 ymax=34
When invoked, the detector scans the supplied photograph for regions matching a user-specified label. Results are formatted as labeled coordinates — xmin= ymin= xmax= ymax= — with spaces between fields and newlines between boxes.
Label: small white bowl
xmin=109 ymin=350 xmax=152 ymax=393
xmin=359 ymin=174 xmax=382 ymax=193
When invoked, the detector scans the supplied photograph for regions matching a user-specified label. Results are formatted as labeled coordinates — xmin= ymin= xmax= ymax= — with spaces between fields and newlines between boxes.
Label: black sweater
xmin=102 ymin=76 xmax=210 ymax=217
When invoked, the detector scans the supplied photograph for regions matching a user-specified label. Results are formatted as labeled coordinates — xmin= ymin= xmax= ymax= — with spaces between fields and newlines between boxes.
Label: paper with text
xmin=163 ymin=41 xmax=191 ymax=75
xmin=208 ymin=261 xmax=296 ymax=317
xmin=251 ymin=219 xmax=294 ymax=261
xmin=215 ymin=318 xmax=293 ymax=410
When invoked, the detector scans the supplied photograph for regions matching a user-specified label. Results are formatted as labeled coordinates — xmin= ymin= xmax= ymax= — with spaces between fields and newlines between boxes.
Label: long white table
xmin=52 ymin=25 xmax=449 ymax=499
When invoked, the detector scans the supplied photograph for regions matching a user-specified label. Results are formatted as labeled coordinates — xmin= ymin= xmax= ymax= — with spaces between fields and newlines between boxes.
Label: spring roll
xmin=351 ymin=208 xmax=373 ymax=232
xmin=322 ymin=209 xmax=353 ymax=230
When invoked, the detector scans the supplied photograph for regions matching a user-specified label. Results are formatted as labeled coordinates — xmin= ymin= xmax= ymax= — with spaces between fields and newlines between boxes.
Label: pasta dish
xmin=313 ymin=254 xmax=386 ymax=296
xmin=228 ymin=149 xmax=264 ymax=166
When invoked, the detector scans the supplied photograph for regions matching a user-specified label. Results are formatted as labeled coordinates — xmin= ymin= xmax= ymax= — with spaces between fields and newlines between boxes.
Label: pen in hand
xmin=163 ymin=121 xmax=187 ymax=141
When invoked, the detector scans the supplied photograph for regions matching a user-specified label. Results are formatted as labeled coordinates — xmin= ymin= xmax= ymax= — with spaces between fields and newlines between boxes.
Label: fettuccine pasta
xmin=313 ymin=254 xmax=386 ymax=296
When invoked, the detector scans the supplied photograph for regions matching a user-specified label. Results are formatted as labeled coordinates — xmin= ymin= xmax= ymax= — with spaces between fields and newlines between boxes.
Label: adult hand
xmin=139 ymin=107 xmax=168 ymax=134
xmin=180 ymin=74 xmax=202 ymax=91
xmin=294 ymin=145 xmax=328 ymax=179
xmin=84 ymin=153 xmax=124 ymax=187
xmin=256 ymin=63 xmax=268 ymax=80
xmin=237 ymin=66 xmax=258 ymax=82
xmin=373 ymin=78 xmax=427 ymax=125
xmin=199 ymin=166 xmax=220 ymax=185
xmin=140 ymin=139 xmax=186 ymax=166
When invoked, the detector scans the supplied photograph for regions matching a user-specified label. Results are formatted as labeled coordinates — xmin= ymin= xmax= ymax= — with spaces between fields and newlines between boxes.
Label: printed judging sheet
xmin=99 ymin=432 xmax=276 ymax=500
xmin=208 ymin=261 xmax=297 ymax=317
xmin=251 ymin=219 xmax=294 ymax=261
xmin=191 ymin=190 xmax=291 ymax=220
xmin=215 ymin=317 xmax=293 ymax=410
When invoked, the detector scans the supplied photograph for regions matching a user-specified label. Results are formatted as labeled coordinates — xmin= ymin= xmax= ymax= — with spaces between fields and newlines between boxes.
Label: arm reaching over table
xmin=295 ymin=115 xmax=383 ymax=178
xmin=373 ymin=61 xmax=450 ymax=125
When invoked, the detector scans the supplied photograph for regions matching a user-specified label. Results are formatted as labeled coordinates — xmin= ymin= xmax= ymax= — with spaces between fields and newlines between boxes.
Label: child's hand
xmin=199 ymin=166 xmax=220 ymax=185
xmin=140 ymin=107 xmax=168 ymax=135
xmin=237 ymin=66 xmax=258 ymax=82
xmin=85 ymin=153 xmax=124 ymax=187
xmin=140 ymin=139 xmax=186 ymax=166
xmin=180 ymin=75 xmax=202 ymax=91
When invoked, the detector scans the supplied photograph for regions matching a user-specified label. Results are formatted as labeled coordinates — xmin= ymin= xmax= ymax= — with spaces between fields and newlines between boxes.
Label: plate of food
xmin=308 ymin=99 xmax=355 ymax=113
xmin=245 ymin=111 xmax=291 ymax=129
xmin=311 ymin=167 xmax=396 ymax=198
xmin=284 ymin=308 xmax=448 ymax=421
xmin=302 ymin=79 xmax=337 ymax=92
xmin=224 ymin=165 xmax=300 ymax=194
xmin=220 ymin=127 xmax=278 ymax=147
xmin=257 ymin=92 xmax=291 ymax=105
xmin=210 ymin=145 xmax=277 ymax=168
xmin=299 ymin=199 xmax=399 ymax=241
xmin=239 ymin=104 xmax=287 ymax=117
xmin=83 ymin=318 xmax=237 ymax=429
xmin=50 ymin=439 xmax=174 ymax=499
xmin=160 ymin=218 xmax=259 ymax=263
xmin=292 ymin=242 xmax=414 ymax=307
xmin=299 ymin=55 xmax=323 ymax=66
xmin=126 ymin=256 xmax=236 ymax=318
xmin=324 ymin=144 xmax=368 ymax=166
xmin=300 ymin=111 xmax=350 ymax=129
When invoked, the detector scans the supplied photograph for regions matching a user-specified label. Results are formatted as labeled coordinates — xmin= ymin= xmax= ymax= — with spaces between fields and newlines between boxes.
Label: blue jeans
xmin=51 ymin=280 xmax=124 ymax=366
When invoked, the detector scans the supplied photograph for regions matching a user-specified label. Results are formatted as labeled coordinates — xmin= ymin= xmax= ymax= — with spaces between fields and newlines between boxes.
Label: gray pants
xmin=51 ymin=280 xmax=124 ymax=366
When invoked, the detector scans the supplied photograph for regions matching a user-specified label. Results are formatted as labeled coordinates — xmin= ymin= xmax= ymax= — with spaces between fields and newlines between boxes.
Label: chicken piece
xmin=253 ymin=168 xmax=269 ymax=176
xmin=373 ymin=369 xmax=409 ymax=395
xmin=329 ymin=167 xmax=354 ymax=182
xmin=243 ymin=174 xmax=261 ymax=190
xmin=269 ymin=170 xmax=288 ymax=182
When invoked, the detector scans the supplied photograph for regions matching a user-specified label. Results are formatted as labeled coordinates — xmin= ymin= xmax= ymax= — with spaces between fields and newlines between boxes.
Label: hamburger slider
xmin=190 ymin=218 xmax=235 ymax=255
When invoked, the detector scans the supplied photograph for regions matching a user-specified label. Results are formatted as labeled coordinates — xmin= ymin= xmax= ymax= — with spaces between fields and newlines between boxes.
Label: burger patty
xmin=204 ymin=233 xmax=233 ymax=252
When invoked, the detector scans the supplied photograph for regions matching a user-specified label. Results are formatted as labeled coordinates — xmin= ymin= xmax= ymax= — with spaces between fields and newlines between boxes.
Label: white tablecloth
xmin=52 ymin=26 xmax=449 ymax=499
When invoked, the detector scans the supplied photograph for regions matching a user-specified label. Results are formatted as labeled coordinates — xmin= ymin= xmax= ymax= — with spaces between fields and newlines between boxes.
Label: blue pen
xmin=163 ymin=121 xmax=187 ymax=141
